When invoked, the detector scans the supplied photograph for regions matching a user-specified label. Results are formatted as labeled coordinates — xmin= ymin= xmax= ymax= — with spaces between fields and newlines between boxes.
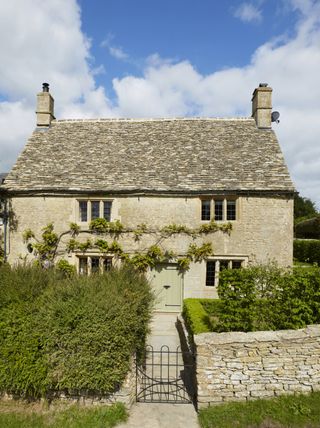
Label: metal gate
xmin=136 ymin=345 xmax=196 ymax=404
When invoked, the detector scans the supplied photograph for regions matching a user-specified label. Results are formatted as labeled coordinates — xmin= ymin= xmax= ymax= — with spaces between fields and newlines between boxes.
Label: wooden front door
xmin=151 ymin=264 xmax=182 ymax=312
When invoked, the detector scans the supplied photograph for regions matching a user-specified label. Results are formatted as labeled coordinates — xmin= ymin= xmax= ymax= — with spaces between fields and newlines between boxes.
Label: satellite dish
xmin=271 ymin=111 xmax=280 ymax=123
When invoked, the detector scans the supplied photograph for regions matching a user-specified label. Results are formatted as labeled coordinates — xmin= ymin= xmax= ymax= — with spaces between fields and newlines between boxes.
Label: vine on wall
xmin=23 ymin=218 xmax=232 ymax=272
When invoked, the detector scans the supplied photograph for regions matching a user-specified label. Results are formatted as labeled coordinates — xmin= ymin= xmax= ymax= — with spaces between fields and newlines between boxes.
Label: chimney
xmin=251 ymin=83 xmax=272 ymax=129
xmin=36 ymin=83 xmax=55 ymax=126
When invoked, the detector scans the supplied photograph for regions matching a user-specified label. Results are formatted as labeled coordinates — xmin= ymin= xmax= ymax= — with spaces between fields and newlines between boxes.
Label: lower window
xmin=206 ymin=258 xmax=244 ymax=287
xmin=78 ymin=256 xmax=112 ymax=275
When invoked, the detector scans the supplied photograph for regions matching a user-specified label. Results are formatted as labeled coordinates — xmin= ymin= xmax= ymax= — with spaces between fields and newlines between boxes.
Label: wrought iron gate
xmin=136 ymin=345 xmax=196 ymax=404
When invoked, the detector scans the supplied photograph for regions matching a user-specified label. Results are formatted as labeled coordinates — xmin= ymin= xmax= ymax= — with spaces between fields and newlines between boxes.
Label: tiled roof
xmin=3 ymin=118 xmax=295 ymax=194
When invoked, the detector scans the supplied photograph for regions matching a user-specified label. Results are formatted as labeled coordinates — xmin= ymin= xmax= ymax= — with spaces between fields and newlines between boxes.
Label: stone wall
xmin=195 ymin=325 xmax=320 ymax=408
xmin=7 ymin=194 xmax=293 ymax=299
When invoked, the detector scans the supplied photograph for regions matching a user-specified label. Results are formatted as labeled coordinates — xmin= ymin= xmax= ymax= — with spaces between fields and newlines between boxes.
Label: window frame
xmin=78 ymin=255 xmax=113 ymax=275
xmin=200 ymin=197 xmax=238 ymax=222
xmin=205 ymin=256 xmax=247 ymax=287
xmin=77 ymin=198 xmax=113 ymax=223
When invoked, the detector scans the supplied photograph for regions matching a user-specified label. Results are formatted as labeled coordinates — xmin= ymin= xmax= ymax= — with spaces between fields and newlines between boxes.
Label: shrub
xmin=0 ymin=265 xmax=153 ymax=397
xmin=183 ymin=264 xmax=320 ymax=336
xmin=182 ymin=299 xmax=211 ymax=336
xmin=294 ymin=239 xmax=320 ymax=264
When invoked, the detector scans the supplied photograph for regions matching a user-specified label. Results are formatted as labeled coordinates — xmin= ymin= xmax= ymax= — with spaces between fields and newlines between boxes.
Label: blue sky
xmin=79 ymin=0 xmax=298 ymax=99
xmin=0 ymin=0 xmax=320 ymax=207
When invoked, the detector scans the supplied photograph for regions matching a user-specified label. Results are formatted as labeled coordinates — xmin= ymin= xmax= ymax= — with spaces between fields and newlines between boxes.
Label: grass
xmin=0 ymin=400 xmax=127 ymax=428
xmin=198 ymin=392 xmax=320 ymax=428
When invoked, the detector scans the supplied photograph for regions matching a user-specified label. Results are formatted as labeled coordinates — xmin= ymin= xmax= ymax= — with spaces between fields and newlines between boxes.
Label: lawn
xmin=198 ymin=392 xmax=320 ymax=428
xmin=0 ymin=400 xmax=127 ymax=428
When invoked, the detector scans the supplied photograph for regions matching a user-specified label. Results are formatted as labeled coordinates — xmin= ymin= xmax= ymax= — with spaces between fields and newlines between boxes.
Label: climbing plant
xmin=23 ymin=218 xmax=232 ymax=272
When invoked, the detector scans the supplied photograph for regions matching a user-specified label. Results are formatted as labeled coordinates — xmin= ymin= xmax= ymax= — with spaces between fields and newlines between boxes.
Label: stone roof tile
xmin=3 ymin=118 xmax=295 ymax=194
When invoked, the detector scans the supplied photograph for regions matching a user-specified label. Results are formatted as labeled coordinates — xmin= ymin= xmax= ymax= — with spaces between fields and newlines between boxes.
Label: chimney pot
xmin=42 ymin=82 xmax=49 ymax=92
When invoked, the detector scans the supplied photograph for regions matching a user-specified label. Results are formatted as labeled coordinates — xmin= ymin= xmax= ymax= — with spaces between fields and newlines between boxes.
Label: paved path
xmin=117 ymin=402 xmax=199 ymax=428
xmin=117 ymin=313 xmax=199 ymax=428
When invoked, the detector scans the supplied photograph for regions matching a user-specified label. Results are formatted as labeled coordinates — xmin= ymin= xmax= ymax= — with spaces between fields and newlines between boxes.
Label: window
xmin=79 ymin=201 xmax=88 ymax=222
xmin=201 ymin=197 xmax=237 ymax=221
xmin=227 ymin=200 xmax=236 ymax=221
xmin=214 ymin=200 xmax=223 ymax=221
xmin=78 ymin=256 xmax=113 ymax=275
xmin=91 ymin=201 xmax=100 ymax=220
xmin=78 ymin=199 xmax=113 ymax=222
xmin=205 ymin=261 xmax=216 ymax=286
xmin=206 ymin=258 xmax=245 ymax=287
xmin=201 ymin=200 xmax=211 ymax=221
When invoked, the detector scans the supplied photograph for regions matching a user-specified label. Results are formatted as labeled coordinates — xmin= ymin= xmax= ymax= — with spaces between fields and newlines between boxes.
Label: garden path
xmin=118 ymin=313 xmax=199 ymax=428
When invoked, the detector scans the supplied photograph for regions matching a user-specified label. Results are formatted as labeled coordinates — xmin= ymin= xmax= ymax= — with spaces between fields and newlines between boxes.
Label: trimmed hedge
xmin=183 ymin=299 xmax=222 ymax=335
xmin=294 ymin=239 xmax=320 ymax=265
xmin=0 ymin=265 xmax=154 ymax=398
xmin=183 ymin=265 xmax=320 ymax=335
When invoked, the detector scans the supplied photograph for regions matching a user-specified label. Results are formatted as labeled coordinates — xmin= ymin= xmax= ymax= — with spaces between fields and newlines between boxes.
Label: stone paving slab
xmin=117 ymin=403 xmax=199 ymax=428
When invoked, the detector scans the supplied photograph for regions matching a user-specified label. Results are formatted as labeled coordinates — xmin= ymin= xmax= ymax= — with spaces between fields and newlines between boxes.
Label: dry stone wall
xmin=195 ymin=325 xmax=320 ymax=408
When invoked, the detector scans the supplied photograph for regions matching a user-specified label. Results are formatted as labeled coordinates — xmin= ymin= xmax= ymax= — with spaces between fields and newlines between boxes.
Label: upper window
xmin=201 ymin=198 xmax=237 ymax=221
xmin=78 ymin=199 xmax=112 ymax=222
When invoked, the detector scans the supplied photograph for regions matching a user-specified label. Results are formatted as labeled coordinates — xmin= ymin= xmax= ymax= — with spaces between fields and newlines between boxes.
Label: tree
xmin=294 ymin=195 xmax=318 ymax=220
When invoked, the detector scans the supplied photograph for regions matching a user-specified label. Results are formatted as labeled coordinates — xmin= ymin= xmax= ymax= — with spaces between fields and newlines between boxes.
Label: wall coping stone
xmin=194 ymin=324 xmax=320 ymax=346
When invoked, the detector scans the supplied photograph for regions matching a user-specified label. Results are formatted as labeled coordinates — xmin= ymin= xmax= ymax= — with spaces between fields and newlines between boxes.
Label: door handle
xmin=163 ymin=285 xmax=171 ymax=289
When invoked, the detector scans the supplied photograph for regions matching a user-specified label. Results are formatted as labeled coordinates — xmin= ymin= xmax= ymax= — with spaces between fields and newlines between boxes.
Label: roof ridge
xmin=54 ymin=117 xmax=254 ymax=124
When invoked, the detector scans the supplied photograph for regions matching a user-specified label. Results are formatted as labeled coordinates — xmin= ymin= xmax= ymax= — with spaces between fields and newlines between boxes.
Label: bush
xmin=183 ymin=264 xmax=320 ymax=336
xmin=183 ymin=299 xmax=212 ymax=336
xmin=294 ymin=239 xmax=320 ymax=264
xmin=0 ymin=265 xmax=154 ymax=397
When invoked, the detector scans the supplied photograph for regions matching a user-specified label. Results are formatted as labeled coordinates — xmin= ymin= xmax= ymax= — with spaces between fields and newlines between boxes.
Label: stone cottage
xmin=1 ymin=83 xmax=295 ymax=311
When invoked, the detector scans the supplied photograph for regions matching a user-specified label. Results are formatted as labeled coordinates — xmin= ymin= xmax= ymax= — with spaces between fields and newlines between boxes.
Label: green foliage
xmin=294 ymin=194 xmax=318 ymax=220
xmin=187 ymin=242 xmax=213 ymax=262
xmin=56 ymin=259 xmax=76 ymax=278
xmin=69 ymin=222 xmax=80 ymax=236
xmin=0 ymin=265 xmax=153 ymax=398
xmin=23 ymin=228 xmax=35 ymax=242
xmin=89 ymin=218 xmax=124 ymax=235
xmin=295 ymin=217 xmax=320 ymax=239
xmin=294 ymin=239 xmax=320 ymax=264
xmin=182 ymin=299 xmax=212 ymax=335
xmin=177 ymin=257 xmax=191 ymax=272
xmin=183 ymin=265 xmax=320 ymax=334
xmin=198 ymin=220 xmax=219 ymax=234
xmin=198 ymin=391 xmax=320 ymax=428
xmin=0 ymin=401 xmax=128 ymax=428
xmin=161 ymin=223 xmax=192 ymax=236
xmin=133 ymin=223 xmax=147 ymax=240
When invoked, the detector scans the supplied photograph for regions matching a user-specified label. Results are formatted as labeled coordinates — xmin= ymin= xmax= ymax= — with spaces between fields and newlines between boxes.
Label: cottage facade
xmin=1 ymin=84 xmax=295 ymax=311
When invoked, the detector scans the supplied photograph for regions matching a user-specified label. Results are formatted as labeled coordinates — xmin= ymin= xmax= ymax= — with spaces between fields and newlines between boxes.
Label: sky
xmin=0 ymin=0 xmax=319 ymax=208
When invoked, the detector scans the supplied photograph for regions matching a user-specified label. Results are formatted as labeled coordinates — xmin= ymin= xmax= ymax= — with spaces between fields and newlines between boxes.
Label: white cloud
xmin=0 ymin=0 xmax=320 ymax=208
xmin=101 ymin=35 xmax=129 ymax=61
xmin=0 ymin=0 xmax=113 ymax=171
xmin=111 ymin=0 xmax=320 ymax=207
xmin=233 ymin=2 xmax=262 ymax=23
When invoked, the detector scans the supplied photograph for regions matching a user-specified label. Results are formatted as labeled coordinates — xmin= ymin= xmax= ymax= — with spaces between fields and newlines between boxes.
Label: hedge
xmin=0 ymin=265 xmax=154 ymax=398
xmin=183 ymin=264 xmax=320 ymax=335
xmin=182 ymin=299 xmax=222 ymax=336
xmin=294 ymin=239 xmax=320 ymax=265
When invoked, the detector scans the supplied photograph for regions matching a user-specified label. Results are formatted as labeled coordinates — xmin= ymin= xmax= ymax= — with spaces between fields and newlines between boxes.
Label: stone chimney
xmin=252 ymin=83 xmax=272 ymax=129
xmin=36 ymin=83 xmax=55 ymax=126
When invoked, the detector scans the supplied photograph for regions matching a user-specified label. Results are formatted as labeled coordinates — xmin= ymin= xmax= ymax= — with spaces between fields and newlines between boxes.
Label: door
xmin=151 ymin=264 xmax=182 ymax=312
